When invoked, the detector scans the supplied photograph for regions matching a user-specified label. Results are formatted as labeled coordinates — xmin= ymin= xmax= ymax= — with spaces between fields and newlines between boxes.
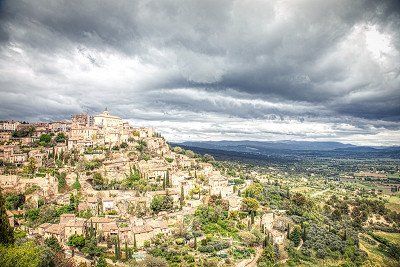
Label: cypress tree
xmin=166 ymin=170 xmax=170 ymax=188
xmin=287 ymin=224 xmax=291 ymax=239
xmin=302 ymin=226 xmax=307 ymax=241
xmin=133 ymin=234 xmax=137 ymax=251
xmin=117 ymin=235 xmax=121 ymax=259
xmin=250 ymin=210 xmax=255 ymax=225
xmin=114 ymin=238 xmax=118 ymax=259
xmin=114 ymin=236 xmax=120 ymax=260
xmin=263 ymin=235 xmax=269 ymax=247
xmin=194 ymin=235 xmax=197 ymax=250
xmin=125 ymin=240 xmax=129 ymax=260
xmin=0 ymin=188 xmax=14 ymax=245
xmin=290 ymin=226 xmax=301 ymax=247
xmin=180 ymin=185 xmax=184 ymax=210
xmin=162 ymin=175 xmax=166 ymax=190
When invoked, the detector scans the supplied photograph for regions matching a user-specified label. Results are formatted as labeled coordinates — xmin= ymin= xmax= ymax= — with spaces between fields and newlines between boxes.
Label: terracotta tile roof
xmin=132 ymin=225 xmax=153 ymax=234
xmin=38 ymin=223 xmax=51 ymax=229
xmin=65 ymin=218 xmax=86 ymax=227
xmin=45 ymin=224 xmax=64 ymax=235
xmin=87 ymin=197 xmax=98 ymax=203
xmin=88 ymin=217 xmax=114 ymax=224
xmin=102 ymin=222 xmax=118 ymax=232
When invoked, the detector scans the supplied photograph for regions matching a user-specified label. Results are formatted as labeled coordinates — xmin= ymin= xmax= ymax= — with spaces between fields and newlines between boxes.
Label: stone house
xmin=63 ymin=218 xmax=87 ymax=240
xmin=102 ymin=197 xmax=115 ymax=212
xmin=131 ymin=225 xmax=153 ymax=248
xmin=44 ymin=224 xmax=65 ymax=243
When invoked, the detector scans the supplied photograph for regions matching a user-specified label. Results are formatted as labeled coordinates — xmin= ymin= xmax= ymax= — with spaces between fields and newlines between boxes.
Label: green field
xmin=373 ymin=231 xmax=400 ymax=246
xmin=359 ymin=234 xmax=399 ymax=267
xmin=384 ymin=195 xmax=400 ymax=213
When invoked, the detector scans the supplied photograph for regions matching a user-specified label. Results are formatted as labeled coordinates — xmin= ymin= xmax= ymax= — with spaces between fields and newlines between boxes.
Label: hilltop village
xmin=1 ymin=111 xmax=400 ymax=267
xmin=0 ymin=110 xmax=286 ymax=266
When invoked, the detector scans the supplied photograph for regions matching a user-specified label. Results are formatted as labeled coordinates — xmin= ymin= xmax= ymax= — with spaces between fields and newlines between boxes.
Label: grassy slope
xmin=385 ymin=195 xmax=400 ymax=213
xmin=359 ymin=233 xmax=399 ymax=267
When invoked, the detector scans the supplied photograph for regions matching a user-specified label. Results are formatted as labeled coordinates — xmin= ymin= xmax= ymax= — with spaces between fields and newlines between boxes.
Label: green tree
xmin=137 ymin=140 xmax=147 ymax=153
xmin=97 ymin=256 xmax=108 ymax=267
xmin=82 ymin=236 xmax=103 ymax=259
xmin=24 ymin=157 xmax=37 ymax=175
xmin=57 ymin=172 xmax=67 ymax=192
xmin=133 ymin=234 xmax=137 ymax=251
xmin=55 ymin=132 xmax=67 ymax=143
xmin=150 ymin=195 xmax=174 ymax=214
xmin=72 ymin=174 xmax=81 ymax=190
xmin=114 ymin=235 xmax=121 ymax=260
xmin=241 ymin=197 xmax=259 ymax=225
xmin=180 ymin=185 xmax=185 ymax=210
xmin=39 ymin=133 xmax=52 ymax=144
xmin=243 ymin=183 xmax=264 ymax=201
xmin=44 ymin=236 xmax=62 ymax=253
xmin=257 ymin=243 xmax=276 ymax=267
xmin=93 ymin=172 xmax=105 ymax=187
xmin=0 ymin=188 xmax=14 ymax=245
xmin=0 ymin=241 xmax=43 ymax=267
xmin=290 ymin=225 xmax=301 ymax=247
xmin=67 ymin=234 xmax=85 ymax=249
xmin=140 ymin=255 xmax=168 ymax=267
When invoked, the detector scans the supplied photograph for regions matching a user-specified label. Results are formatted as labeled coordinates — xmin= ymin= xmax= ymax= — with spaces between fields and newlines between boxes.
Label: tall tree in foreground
xmin=290 ymin=225 xmax=301 ymax=247
xmin=241 ymin=197 xmax=259 ymax=225
xmin=0 ymin=187 xmax=14 ymax=245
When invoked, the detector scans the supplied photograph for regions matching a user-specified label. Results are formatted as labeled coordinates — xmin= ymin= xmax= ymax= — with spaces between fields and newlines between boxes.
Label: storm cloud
xmin=0 ymin=0 xmax=399 ymax=145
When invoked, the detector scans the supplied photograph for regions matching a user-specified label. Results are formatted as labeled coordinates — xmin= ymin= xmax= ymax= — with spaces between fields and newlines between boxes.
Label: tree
xmin=241 ymin=197 xmax=259 ymax=225
xmin=57 ymin=172 xmax=67 ymax=192
xmin=114 ymin=235 xmax=121 ymax=260
xmin=69 ymin=193 xmax=78 ymax=211
xmin=290 ymin=225 xmax=301 ymax=247
xmin=165 ymin=170 xmax=170 ymax=188
xmin=302 ymin=226 xmax=307 ymax=241
xmin=0 ymin=188 xmax=14 ymax=245
xmin=39 ymin=134 xmax=52 ymax=144
xmin=97 ymin=256 xmax=108 ymax=267
xmin=55 ymin=132 xmax=67 ymax=143
xmin=73 ymin=174 xmax=81 ymax=190
xmin=137 ymin=140 xmax=147 ymax=153
xmin=67 ymin=234 xmax=85 ymax=249
xmin=150 ymin=195 xmax=174 ymax=214
xmin=0 ymin=241 xmax=43 ymax=266
xmin=133 ymin=234 xmax=137 ymax=251
xmin=82 ymin=236 xmax=103 ymax=259
xmin=93 ymin=172 xmax=105 ymax=187
xmin=180 ymin=185 xmax=185 ymax=210
xmin=243 ymin=183 xmax=264 ymax=201
xmin=139 ymin=255 xmax=168 ymax=267
xmin=258 ymin=242 xmax=276 ymax=267
xmin=24 ymin=157 xmax=37 ymax=175
xmin=44 ymin=236 xmax=62 ymax=253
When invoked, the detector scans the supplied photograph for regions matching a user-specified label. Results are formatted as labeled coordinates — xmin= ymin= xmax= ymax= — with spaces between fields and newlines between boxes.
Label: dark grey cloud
xmin=0 ymin=0 xmax=399 ymax=145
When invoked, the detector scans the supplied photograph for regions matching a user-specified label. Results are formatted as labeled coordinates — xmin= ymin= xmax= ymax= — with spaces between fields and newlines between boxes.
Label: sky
xmin=0 ymin=0 xmax=399 ymax=146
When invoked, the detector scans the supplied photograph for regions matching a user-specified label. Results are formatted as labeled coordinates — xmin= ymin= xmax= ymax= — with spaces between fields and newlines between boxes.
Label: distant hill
xmin=179 ymin=140 xmax=358 ymax=151
xmin=174 ymin=140 xmax=400 ymax=160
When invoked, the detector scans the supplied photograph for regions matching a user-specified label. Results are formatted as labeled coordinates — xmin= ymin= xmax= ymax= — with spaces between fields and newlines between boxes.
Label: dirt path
xmin=236 ymin=246 xmax=263 ymax=267
xmin=296 ymin=239 xmax=303 ymax=250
